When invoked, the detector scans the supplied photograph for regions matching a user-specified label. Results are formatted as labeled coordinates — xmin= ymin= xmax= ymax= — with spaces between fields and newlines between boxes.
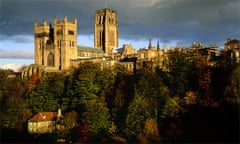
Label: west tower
xmin=34 ymin=16 xmax=77 ymax=70
xmin=94 ymin=8 xmax=118 ymax=55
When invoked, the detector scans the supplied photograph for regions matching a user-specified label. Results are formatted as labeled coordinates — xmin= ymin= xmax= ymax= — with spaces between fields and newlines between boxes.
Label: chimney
xmin=57 ymin=108 xmax=62 ymax=118
xmin=157 ymin=40 xmax=160 ymax=51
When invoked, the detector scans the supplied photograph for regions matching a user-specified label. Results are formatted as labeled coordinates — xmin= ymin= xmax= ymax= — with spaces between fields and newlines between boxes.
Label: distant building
xmin=138 ymin=39 xmax=162 ymax=61
xmin=137 ymin=39 xmax=168 ymax=71
xmin=112 ymin=44 xmax=137 ymax=59
xmin=20 ymin=6 xmax=140 ymax=78
xmin=31 ymin=7 xmax=127 ymax=74
xmin=224 ymin=38 xmax=240 ymax=50
xmin=28 ymin=109 xmax=63 ymax=134
xmin=191 ymin=42 xmax=218 ymax=60
xmin=224 ymin=38 xmax=240 ymax=63
xmin=25 ymin=7 xmax=236 ymax=77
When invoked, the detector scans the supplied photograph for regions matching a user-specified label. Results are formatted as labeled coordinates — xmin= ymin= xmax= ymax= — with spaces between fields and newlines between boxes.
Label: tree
xmin=68 ymin=63 xmax=101 ymax=111
xmin=160 ymin=96 xmax=182 ymax=120
xmin=143 ymin=118 xmax=161 ymax=143
xmin=159 ymin=96 xmax=183 ymax=140
xmin=64 ymin=111 xmax=78 ymax=130
xmin=224 ymin=64 xmax=240 ymax=103
xmin=57 ymin=111 xmax=79 ymax=141
xmin=125 ymin=95 xmax=151 ymax=140
xmin=108 ymin=71 xmax=134 ymax=136
xmin=1 ymin=95 xmax=32 ymax=130
xmin=27 ymin=73 xmax=40 ymax=89
xmin=0 ymin=76 xmax=32 ymax=130
xmin=135 ymin=67 xmax=167 ymax=119
xmin=94 ymin=67 xmax=116 ymax=97
xmin=166 ymin=51 xmax=197 ymax=97
xmin=81 ymin=97 xmax=111 ymax=140
xmin=25 ymin=73 xmax=65 ymax=113
xmin=198 ymin=69 xmax=212 ymax=105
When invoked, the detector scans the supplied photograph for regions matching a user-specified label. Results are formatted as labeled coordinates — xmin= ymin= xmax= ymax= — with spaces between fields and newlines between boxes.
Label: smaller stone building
xmin=28 ymin=109 xmax=63 ymax=134
xmin=224 ymin=38 xmax=240 ymax=63
xmin=137 ymin=39 xmax=162 ymax=61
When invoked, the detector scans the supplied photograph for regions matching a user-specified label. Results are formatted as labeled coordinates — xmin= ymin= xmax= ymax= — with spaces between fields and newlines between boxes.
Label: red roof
xmin=29 ymin=112 xmax=58 ymax=121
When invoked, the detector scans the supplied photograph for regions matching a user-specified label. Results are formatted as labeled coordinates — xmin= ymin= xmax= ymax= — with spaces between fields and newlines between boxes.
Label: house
xmin=28 ymin=109 xmax=63 ymax=134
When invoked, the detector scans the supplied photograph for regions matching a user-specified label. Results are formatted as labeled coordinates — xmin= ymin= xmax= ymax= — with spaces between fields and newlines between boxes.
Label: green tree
xmin=0 ymin=76 xmax=32 ymax=130
xmin=1 ymin=96 xmax=32 ymax=130
xmin=165 ymin=51 xmax=198 ymax=97
xmin=125 ymin=95 xmax=151 ymax=140
xmin=81 ymin=97 xmax=111 ymax=140
xmin=108 ymin=70 xmax=134 ymax=136
xmin=94 ymin=67 xmax=116 ymax=97
xmin=26 ymin=73 xmax=65 ymax=113
xmin=160 ymin=96 xmax=182 ymax=120
xmin=58 ymin=111 xmax=79 ymax=140
xmin=68 ymin=63 xmax=101 ymax=110
xmin=198 ymin=69 xmax=212 ymax=105
xmin=64 ymin=111 xmax=78 ymax=130
xmin=224 ymin=64 xmax=240 ymax=103
xmin=135 ymin=67 xmax=167 ymax=119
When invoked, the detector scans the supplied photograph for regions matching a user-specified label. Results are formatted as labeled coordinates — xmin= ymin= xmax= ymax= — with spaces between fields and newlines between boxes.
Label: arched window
xmin=47 ymin=53 xmax=54 ymax=66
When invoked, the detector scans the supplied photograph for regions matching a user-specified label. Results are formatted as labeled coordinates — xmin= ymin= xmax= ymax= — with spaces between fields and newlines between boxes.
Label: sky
xmin=0 ymin=0 xmax=240 ymax=70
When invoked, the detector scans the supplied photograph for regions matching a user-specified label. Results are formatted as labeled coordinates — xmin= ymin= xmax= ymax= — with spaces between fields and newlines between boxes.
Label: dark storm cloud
xmin=115 ymin=0 xmax=240 ymax=45
xmin=1 ymin=0 xmax=239 ymax=46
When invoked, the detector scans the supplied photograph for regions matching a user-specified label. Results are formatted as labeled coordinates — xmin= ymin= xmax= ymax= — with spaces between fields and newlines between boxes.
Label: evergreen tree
xmin=81 ymin=97 xmax=111 ymax=140
xmin=125 ymin=95 xmax=151 ymax=140
xmin=26 ymin=73 xmax=65 ymax=113
xmin=0 ymin=76 xmax=32 ymax=130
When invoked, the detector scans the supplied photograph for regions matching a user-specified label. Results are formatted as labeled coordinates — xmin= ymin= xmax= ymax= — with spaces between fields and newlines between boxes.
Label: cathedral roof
xmin=78 ymin=46 xmax=104 ymax=53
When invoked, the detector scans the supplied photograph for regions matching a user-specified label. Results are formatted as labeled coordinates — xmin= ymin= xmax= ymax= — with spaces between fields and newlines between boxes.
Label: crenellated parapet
xmin=53 ymin=16 xmax=77 ymax=25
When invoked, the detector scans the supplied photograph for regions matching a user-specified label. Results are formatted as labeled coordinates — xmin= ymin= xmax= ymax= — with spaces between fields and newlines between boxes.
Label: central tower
xmin=94 ymin=8 xmax=118 ymax=55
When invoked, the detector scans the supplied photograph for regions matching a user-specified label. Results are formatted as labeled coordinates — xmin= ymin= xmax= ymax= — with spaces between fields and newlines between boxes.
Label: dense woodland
xmin=0 ymin=51 xmax=239 ymax=143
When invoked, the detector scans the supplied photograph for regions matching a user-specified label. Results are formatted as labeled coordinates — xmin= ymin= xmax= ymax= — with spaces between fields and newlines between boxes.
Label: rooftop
xmin=29 ymin=112 xmax=57 ymax=122
xmin=78 ymin=45 xmax=104 ymax=53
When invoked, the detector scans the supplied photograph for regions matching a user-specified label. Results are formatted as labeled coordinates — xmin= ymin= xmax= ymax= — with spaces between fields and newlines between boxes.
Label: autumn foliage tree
xmin=198 ymin=69 xmax=212 ymax=105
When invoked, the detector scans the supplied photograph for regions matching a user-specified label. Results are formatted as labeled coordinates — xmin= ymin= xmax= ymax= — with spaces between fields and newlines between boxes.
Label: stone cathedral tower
xmin=34 ymin=16 xmax=77 ymax=70
xmin=94 ymin=8 xmax=118 ymax=55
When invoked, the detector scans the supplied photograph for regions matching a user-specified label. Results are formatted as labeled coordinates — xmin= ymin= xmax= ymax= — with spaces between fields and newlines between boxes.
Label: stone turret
xmin=157 ymin=40 xmax=160 ymax=51
xmin=148 ymin=38 xmax=153 ymax=50
xmin=57 ymin=108 xmax=62 ymax=118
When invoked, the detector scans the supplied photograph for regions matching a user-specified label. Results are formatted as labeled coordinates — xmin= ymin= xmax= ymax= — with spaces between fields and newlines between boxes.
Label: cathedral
xmin=34 ymin=8 xmax=120 ymax=71
xmin=22 ymin=7 xmax=136 ymax=78
xmin=21 ymin=7 xmax=226 ymax=79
